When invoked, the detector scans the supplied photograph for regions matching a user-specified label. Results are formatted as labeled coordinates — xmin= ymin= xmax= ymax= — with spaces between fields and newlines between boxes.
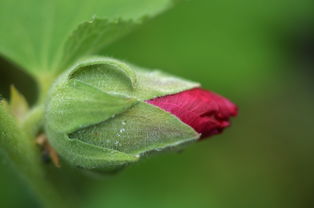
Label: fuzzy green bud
xmin=45 ymin=57 xmax=200 ymax=170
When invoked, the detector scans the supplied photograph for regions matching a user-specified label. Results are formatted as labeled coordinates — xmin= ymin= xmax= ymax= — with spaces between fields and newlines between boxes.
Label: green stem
xmin=0 ymin=73 xmax=90 ymax=207
xmin=22 ymin=104 xmax=45 ymax=137
xmin=36 ymin=73 xmax=57 ymax=105
xmin=0 ymin=102 xmax=68 ymax=208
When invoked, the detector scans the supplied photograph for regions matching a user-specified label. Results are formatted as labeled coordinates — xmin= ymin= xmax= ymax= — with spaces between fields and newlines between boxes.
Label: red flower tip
xmin=146 ymin=88 xmax=238 ymax=139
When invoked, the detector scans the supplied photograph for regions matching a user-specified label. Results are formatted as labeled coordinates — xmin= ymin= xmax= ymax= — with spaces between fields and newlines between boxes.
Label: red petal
xmin=146 ymin=88 xmax=238 ymax=139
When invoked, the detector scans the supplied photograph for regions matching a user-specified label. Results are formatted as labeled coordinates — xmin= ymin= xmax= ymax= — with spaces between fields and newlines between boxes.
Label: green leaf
xmin=59 ymin=19 xmax=139 ymax=72
xmin=0 ymin=0 xmax=176 ymax=76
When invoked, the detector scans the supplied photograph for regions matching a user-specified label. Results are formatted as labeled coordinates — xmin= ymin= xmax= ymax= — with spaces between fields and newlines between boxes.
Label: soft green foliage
xmin=45 ymin=57 xmax=200 ymax=169
xmin=0 ymin=0 xmax=175 ymax=75
xmin=60 ymin=19 xmax=139 ymax=72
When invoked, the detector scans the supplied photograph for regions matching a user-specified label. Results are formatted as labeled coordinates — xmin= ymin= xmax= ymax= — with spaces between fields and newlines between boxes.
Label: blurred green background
xmin=1 ymin=0 xmax=314 ymax=207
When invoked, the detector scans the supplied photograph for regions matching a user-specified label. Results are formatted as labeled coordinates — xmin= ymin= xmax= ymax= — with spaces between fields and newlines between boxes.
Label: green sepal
xmin=64 ymin=57 xmax=200 ymax=100
xmin=69 ymin=102 xmax=199 ymax=156
xmin=45 ymin=128 xmax=139 ymax=170
xmin=47 ymin=79 xmax=138 ymax=133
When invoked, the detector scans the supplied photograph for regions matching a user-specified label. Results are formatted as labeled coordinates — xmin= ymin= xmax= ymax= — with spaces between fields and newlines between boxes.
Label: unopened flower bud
xmin=45 ymin=57 xmax=237 ymax=170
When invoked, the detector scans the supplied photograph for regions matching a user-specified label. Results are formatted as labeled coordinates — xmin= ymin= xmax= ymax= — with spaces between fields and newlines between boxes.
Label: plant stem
xmin=36 ymin=73 xmax=57 ymax=105
xmin=1 ymin=72 xmax=91 ymax=207
xmin=0 ymin=102 xmax=69 ymax=208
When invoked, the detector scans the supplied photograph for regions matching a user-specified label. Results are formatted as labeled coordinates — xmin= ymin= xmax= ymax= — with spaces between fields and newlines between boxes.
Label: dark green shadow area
xmin=0 ymin=56 xmax=37 ymax=105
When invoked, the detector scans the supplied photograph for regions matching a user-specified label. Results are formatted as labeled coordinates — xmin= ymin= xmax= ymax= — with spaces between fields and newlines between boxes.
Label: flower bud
xmin=45 ymin=57 xmax=237 ymax=171
xmin=147 ymin=88 xmax=238 ymax=139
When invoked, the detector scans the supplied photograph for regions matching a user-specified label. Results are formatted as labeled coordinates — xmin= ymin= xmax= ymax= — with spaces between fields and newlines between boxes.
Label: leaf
xmin=0 ymin=0 xmax=176 ymax=76
xmin=58 ymin=19 xmax=139 ymax=72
